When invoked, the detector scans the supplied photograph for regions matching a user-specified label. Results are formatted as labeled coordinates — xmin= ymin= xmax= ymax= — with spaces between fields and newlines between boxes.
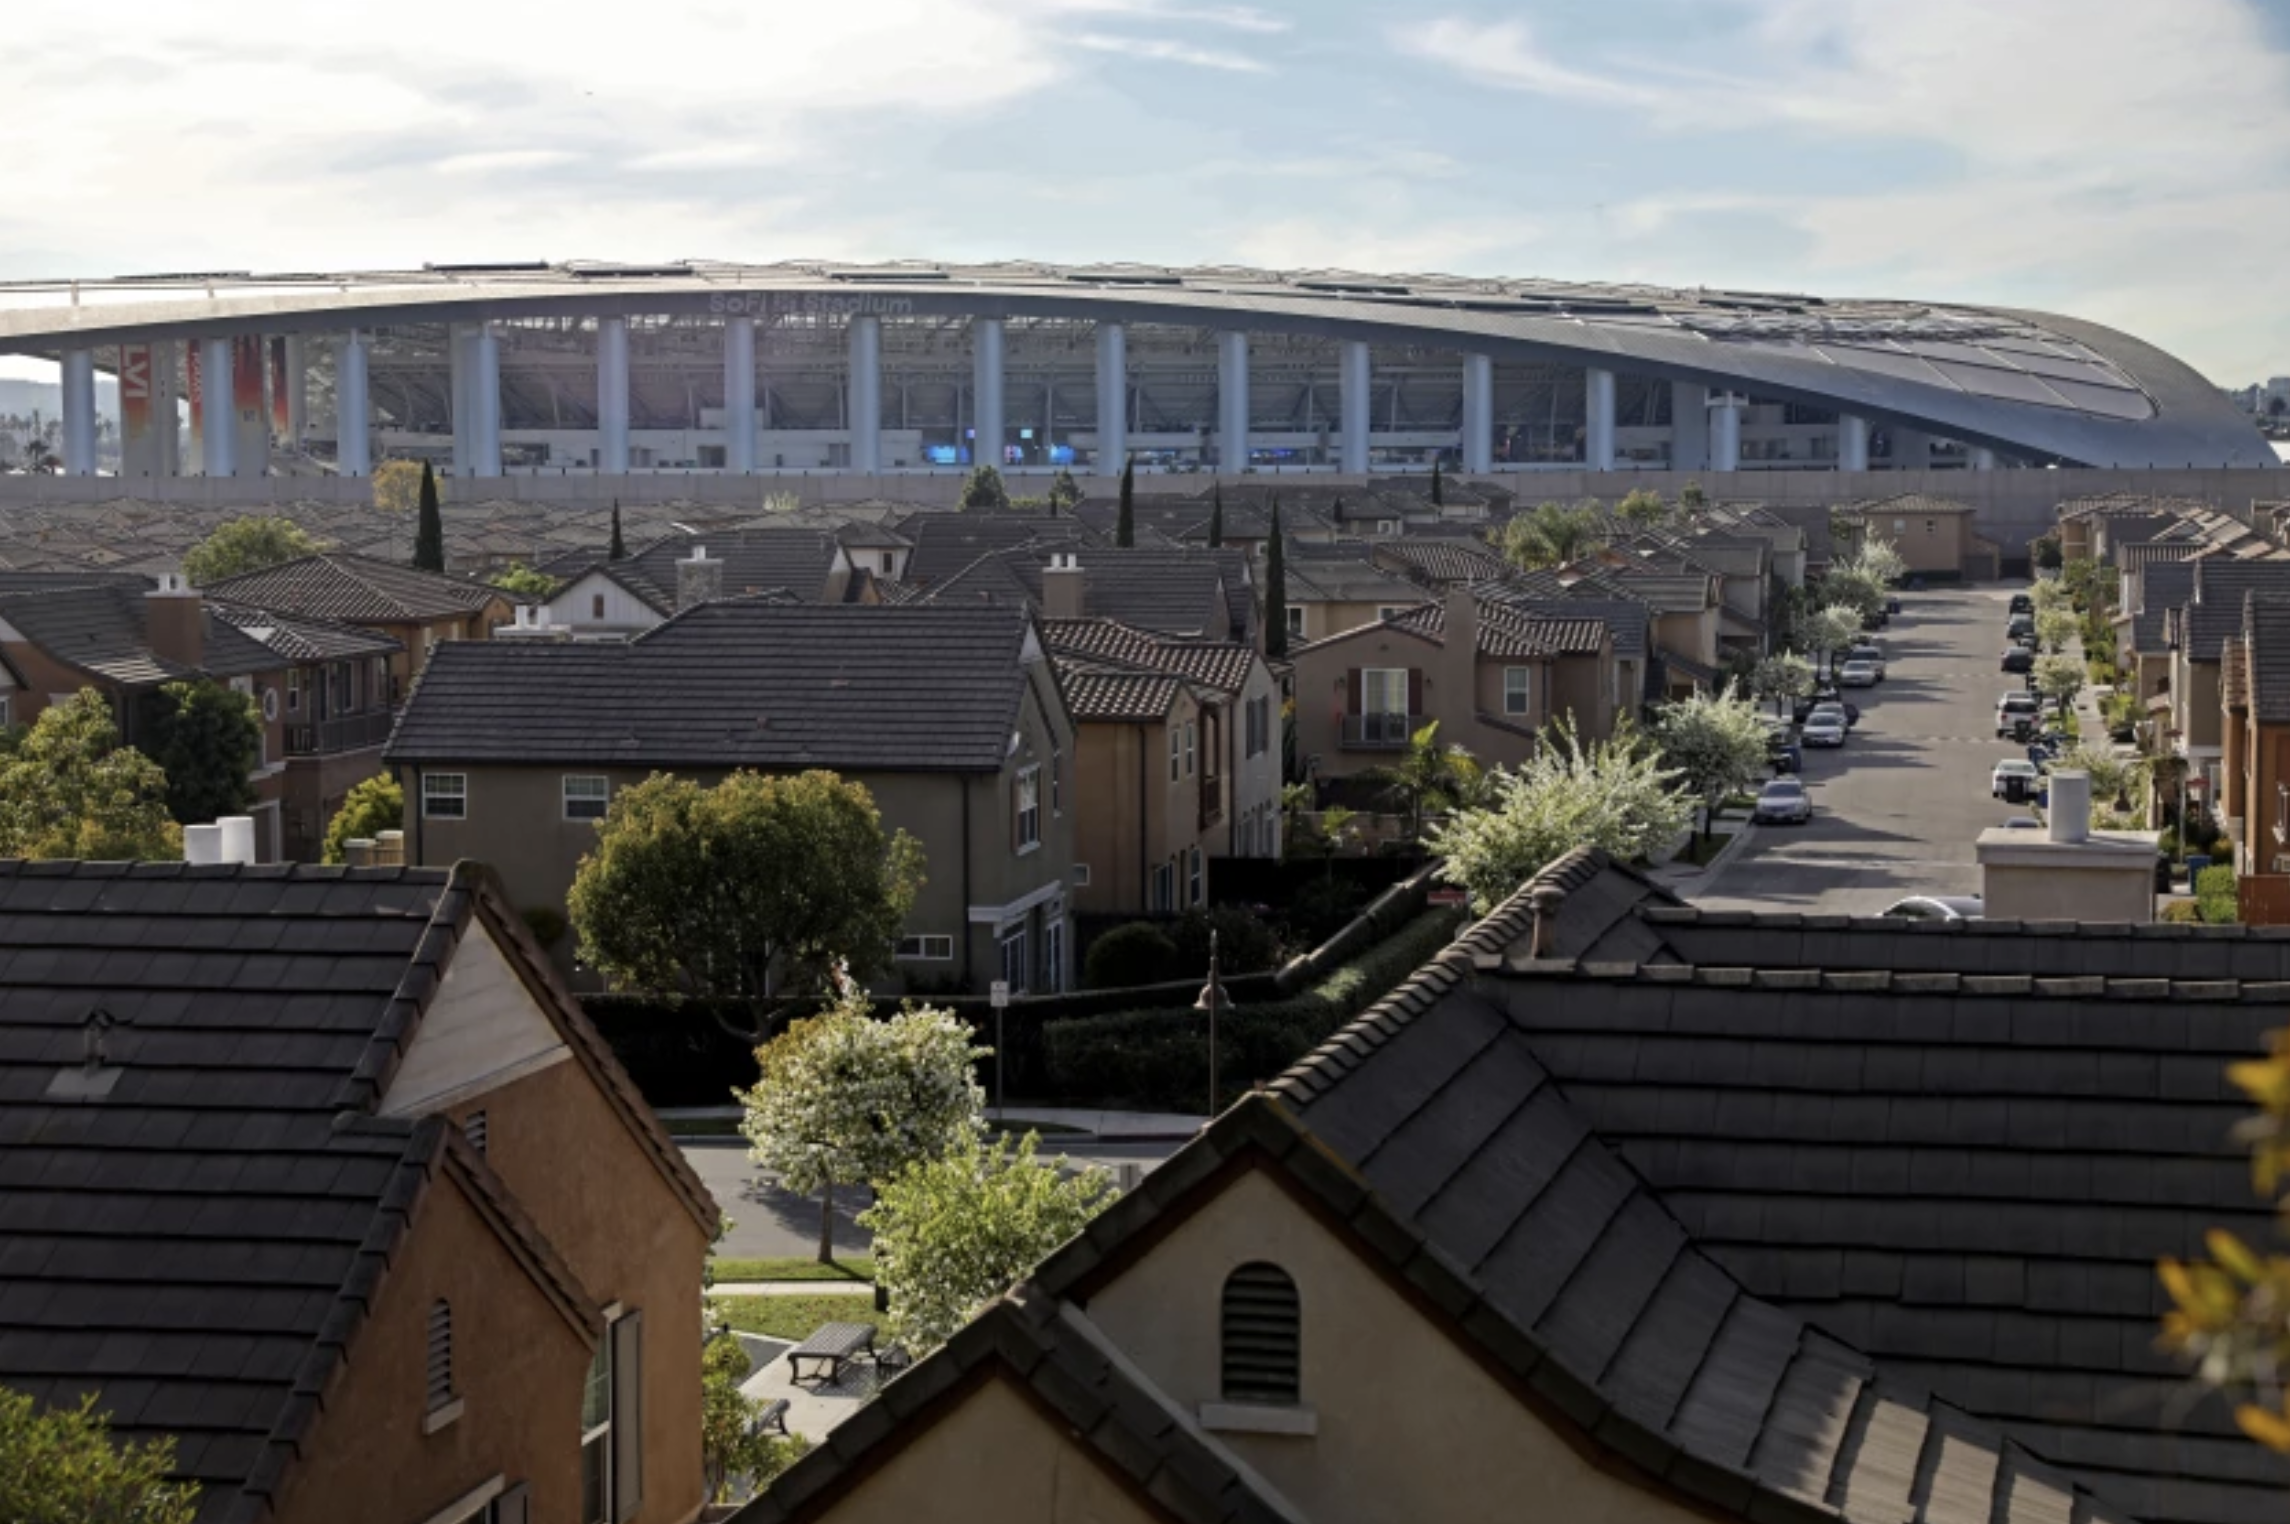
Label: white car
xmin=1802 ymin=717 xmax=1847 ymax=748
xmin=1991 ymin=759 xmax=2041 ymax=798
xmin=1839 ymin=661 xmax=1879 ymax=688
xmin=1880 ymin=895 xmax=1986 ymax=921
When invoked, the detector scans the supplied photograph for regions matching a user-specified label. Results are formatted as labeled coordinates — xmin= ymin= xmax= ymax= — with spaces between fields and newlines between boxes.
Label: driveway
xmin=1694 ymin=583 xmax=2033 ymax=914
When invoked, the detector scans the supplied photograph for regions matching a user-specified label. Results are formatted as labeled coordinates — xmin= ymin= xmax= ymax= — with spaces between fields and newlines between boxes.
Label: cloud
xmin=1072 ymin=33 xmax=1269 ymax=71
xmin=1400 ymin=18 xmax=1664 ymax=109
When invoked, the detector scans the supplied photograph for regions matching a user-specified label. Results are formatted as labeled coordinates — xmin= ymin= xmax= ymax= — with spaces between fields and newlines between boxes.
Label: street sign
xmin=989 ymin=980 xmax=1011 ymax=1008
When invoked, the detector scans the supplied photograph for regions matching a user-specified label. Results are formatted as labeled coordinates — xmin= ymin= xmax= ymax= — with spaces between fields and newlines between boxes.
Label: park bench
xmin=786 ymin=1321 xmax=876 ymax=1386
xmin=751 ymin=1397 xmax=790 ymax=1436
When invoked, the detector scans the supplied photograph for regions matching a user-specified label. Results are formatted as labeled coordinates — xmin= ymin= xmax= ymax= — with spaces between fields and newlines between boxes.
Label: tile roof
xmin=900 ymin=515 xmax=1092 ymax=587
xmin=2178 ymin=560 xmax=2290 ymax=664
xmin=1039 ymin=618 xmax=1259 ymax=692
xmin=387 ymin=602 xmax=1045 ymax=771
xmin=200 ymin=554 xmax=501 ymax=623
xmin=1052 ymin=658 xmax=1187 ymax=722
xmin=1281 ymin=556 xmax=1430 ymax=608
xmin=1483 ymin=590 xmax=1652 ymax=661
xmin=615 ymin=528 xmax=843 ymax=606
xmin=206 ymin=602 xmax=404 ymax=663
xmin=2245 ymin=595 xmax=2290 ymax=725
xmin=922 ymin=547 xmax=1254 ymax=641
xmin=1372 ymin=539 xmax=1513 ymax=586
xmin=1377 ymin=594 xmax=1608 ymax=659
xmin=0 ymin=585 xmax=280 ymax=687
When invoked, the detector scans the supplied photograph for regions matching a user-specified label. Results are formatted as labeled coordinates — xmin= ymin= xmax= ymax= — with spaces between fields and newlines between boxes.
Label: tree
xmin=1427 ymin=718 xmax=1692 ymax=911
xmin=1615 ymin=488 xmax=1668 ymax=529
xmin=2029 ymin=577 xmax=2073 ymax=613
xmin=608 ymin=499 xmax=628 ymax=561
xmin=2033 ymin=653 xmax=2084 ymax=716
xmin=1362 ymin=720 xmax=1483 ymax=845
xmin=182 ymin=515 xmax=320 ymax=586
xmin=1818 ymin=563 xmax=1887 ymax=625
xmin=2032 ymin=534 xmax=2063 ymax=571
xmin=2061 ymin=557 xmax=2105 ymax=612
xmin=1798 ymin=605 xmax=1865 ymax=673
xmin=1263 ymin=499 xmax=1289 ymax=658
xmin=138 ymin=679 xmax=261 ymax=826
xmin=412 ymin=462 xmax=444 ymax=573
xmin=737 ymin=966 xmax=986 ymax=1260
xmin=0 ymin=1387 xmax=199 ymax=1524
xmin=1679 ymin=480 xmax=1707 ymax=512
xmin=568 ymin=769 xmax=925 ymax=1040
xmin=700 ymin=1332 xmax=809 ymax=1503
xmin=957 ymin=465 xmax=1010 ymax=513
xmin=1500 ymin=501 xmax=1605 ymax=570
xmin=488 ymin=562 xmax=558 ymax=598
xmin=1430 ymin=459 xmax=1444 ymax=506
xmin=0 ymin=692 xmax=181 ymax=860
xmin=1848 ymin=539 xmax=1908 ymax=588
xmin=2055 ymin=743 xmax=2148 ymax=814
xmin=1115 ymin=457 xmax=1135 ymax=547
xmin=1206 ymin=482 xmax=1224 ymax=548
xmin=860 ymin=1131 xmax=1116 ymax=1351
xmin=2035 ymin=606 xmax=2079 ymax=654
xmin=322 ymin=772 xmax=403 ymax=864
xmin=1048 ymin=468 xmax=1081 ymax=515
xmin=1750 ymin=653 xmax=1816 ymax=718
xmin=1652 ymin=683 xmax=1771 ymax=840
xmin=371 ymin=458 xmax=425 ymax=512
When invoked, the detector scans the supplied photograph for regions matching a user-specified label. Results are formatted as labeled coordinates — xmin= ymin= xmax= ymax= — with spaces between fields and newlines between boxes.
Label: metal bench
xmin=786 ymin=1321 xmax=877 ymax=1386
xmin=751 ymin=1397 xmax=790 ymax=1436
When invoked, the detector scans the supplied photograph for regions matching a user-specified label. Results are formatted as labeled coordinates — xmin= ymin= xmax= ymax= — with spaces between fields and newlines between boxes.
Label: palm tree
xmin=1501 ymin=501 xmax=1605 ymax=570
xmin=1363 ymin=721 xmax=1484 ymax=846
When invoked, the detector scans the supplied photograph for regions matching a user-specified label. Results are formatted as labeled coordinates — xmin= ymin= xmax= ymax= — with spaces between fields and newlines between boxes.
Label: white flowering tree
xmin=860 ymin=1132 xmax=1117 ymax=1351
xmin=737 ymin=967 xmax=987 ymax=1261
xmin=1797 ymin=604 xmax=1867 ymax=674
xmin=1654 ymin=684 xmax=1773 ymax=840
xmin=1819 ymin=566 xmax=1887 ymax=624
xmin=1749 ymin=653 xmax=1815 ymax=719
xmin=2036 ymin=607 xmax=2079 ymax=654
xmin=1428 ymin=718 xmax=1693 ymax=911
xmin=1849 ymin=539 xmax=1908 ymax=587
xmin=2034 ymin=653 xmax=2086 ymax=718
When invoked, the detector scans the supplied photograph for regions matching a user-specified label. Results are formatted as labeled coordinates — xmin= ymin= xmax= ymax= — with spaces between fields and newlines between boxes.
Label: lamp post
xmin=1193 ymin=930 xmax=1233 ymax=1118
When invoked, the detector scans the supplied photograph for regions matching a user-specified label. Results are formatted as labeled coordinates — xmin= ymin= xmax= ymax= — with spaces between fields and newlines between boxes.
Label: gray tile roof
xmin=2177 ymin=560 xmax=2290 ymax=665
xmin=200 ymin=554 xmax=500 ymax=623
xmin=900 ymin=515 xmax=1091 ymax=587
xmin=2242 ymin=595 xmax=2290 ymax=725
xmin=615 ymin=528 xmax=842 ymax=606
xmin=2126 ymin=559 xmax=2196 ymax=652
xmin=1052 ymin=656 xmax=1187 ymax=722
xmin=0 ymin=585 xmax=280 ymax=688
xmin=1486 ymin=592 xmax=1652 ymax=662
xmin=206 ymin=602 xmax=404 ymax=663
xmin=921 ymin=547 xmax=1254 ymax=641
xmin=1040 ymin=619 xmax=1260 ymax=693
xmin=387 ymin=601 xmax=1046 ymax=771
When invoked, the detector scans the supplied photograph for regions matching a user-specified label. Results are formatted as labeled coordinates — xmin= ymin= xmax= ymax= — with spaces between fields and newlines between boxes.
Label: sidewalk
xmin=712 ymin=1281 xmax=875 ymax=1297
xmin=663 ymin=1104 xmax=1206 ymax=1142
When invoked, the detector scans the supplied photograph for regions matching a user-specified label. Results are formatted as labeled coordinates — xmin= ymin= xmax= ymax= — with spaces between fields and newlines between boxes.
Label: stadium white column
xmin=337 ymin=330 xmax=371 ymax=477
xmin=59 ymin=348 xmax=97 ymax=475
xmin=848 ymin=314 xmax=882 ymax=474
xmin=1217 ymin=330 xmax=1250 ymax=471
xmin=973 ymin=318 xmax=1004 ymax=470
xmin=1461 ymin=353 xmax=1494 ymax=474
xmin=596 ymin=316 xmax=630 ymax=473
xmin=447 ymin=325 xmax=472 ymax=476
xmin=1584 ymin=366 xmax=1616 ymax=472
xmin=200 ymin=337 xmax=235 ymax=478
xmin=1339 ymin=340 xmax=1371 ymax=473
xmin=1838 ymin=413 xmax=1871 ymax=472
xmin=1095 ymin=322 xmax=1127 ymax=471
xmin=1708 ymin=392 xmax=1743 ymax=473
xmin=1670 ymin=381 xmax=1708 ymax=471
xmin=473 ymin=323 xmax=502 ymax=477
xmin=723 ymin=317 xmax=757 ymax=472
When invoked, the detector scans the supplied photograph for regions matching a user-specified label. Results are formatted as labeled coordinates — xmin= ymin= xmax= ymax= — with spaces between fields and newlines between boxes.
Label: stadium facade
xmin=0 ymin=260 xmax=2273 ymax=481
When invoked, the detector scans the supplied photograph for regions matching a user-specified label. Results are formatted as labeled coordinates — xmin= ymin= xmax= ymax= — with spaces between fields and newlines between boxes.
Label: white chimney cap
xmin=183 ymin=822 xmax=224 ymax=865
xmin=216 ymin=816 xmax=257 ymax=866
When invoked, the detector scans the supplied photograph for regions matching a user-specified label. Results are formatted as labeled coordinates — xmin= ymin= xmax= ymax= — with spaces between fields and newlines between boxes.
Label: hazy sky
xmin=5 ymin=0 xmax=2286 ymax=384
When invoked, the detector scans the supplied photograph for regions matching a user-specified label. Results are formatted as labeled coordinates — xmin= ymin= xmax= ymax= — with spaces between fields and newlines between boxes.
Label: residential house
xmin=1512 ymin=561 xmax=1720 ymax=699
xmin=1839 ymin=493 xmax=1996 ymax=580
xmin=1278 ymin=544 xmax=1434 ymax=644
xmin=896 ymin=513 xmax=1092 ymax=590
xmin=1286 ymin=585 xmax=1616 ymax=782
xmin=1480 ymin=586 xmax=1657 ymax=716
xmin=1687 ymin=503 xmax=1808 ymax=588
xmin=1366 ymin=537 xmax=1512 ymax=591
xmin=0 ymin=857 xmax=716 ymax=1524
xmin=921 ymin=547 xmax=1257 ymax=646
xmin=201 ymin=554 xmax=513 ymax=701
xmin=385 ymin=601 xmax=1079 ymax=995
xmin=1049 ymin=656 xmax=1220 ymax=917
xmin=1042 ymin=617 xmax=1284 ymax=862
xmin=2148 ymin=557 xmax=2290 ymax=808
xmin=2222 ymin=596 xmax=2290 ymax=897
xmin=733 ymin=846 xmax=2284 ymax=1524
xmin=538 ymin=528 xmax=864 ymax=638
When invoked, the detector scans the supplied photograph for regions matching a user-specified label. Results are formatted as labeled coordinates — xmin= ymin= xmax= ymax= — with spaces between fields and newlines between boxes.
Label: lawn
xmin=710 ymin=1255 xmax=875 ymax=1284
xmin=709 ymin=1293 xmax=875 ymax=1342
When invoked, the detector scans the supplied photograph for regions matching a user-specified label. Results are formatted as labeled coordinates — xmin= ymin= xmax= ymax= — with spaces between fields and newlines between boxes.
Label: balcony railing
xmin=1341 ymin=712 xmax=1424 ymax=750
xmin=286 ymin=707 xmax=399 ymax=757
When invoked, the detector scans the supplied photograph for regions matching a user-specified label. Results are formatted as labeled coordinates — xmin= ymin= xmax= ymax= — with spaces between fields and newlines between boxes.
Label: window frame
xmin=894 ymin=934 xmax=955 ymax=961
xmin=562 ymin=774 xmax=611 ymax=823
xmin=1284 ymin=605 xmax=1304 ymax=637
xmin=1183 ymin=720 xmax=1197 ymax=779
xmin=1072 ymin=863 xmax=1092 ymax=886
xmin=1503 ymin=666 xmax=1532 ymax=716
xmin=422 ymin=773 xmax=468 ymax=820
xmin=1362 ymin=667 xmax=1409 ymax=718
xmin=999 ymin=927 xmax=1031 ymax=995
xmin=1050 ymin=746 xmax=1063 ymax=817
xmin=580 ymin=1337 xmax=612 ymax=1524
xmin=1169 ymin=728 xmax=1182 ymax=784
xmin=1014 ymin=764 xmax=1042 ymax=854
xmin=1188 ymin=846 xmax=1204 ymax=906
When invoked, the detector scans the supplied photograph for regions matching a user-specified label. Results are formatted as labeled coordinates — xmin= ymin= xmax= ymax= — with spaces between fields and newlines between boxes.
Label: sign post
xmin=988 ymin=980 xmax=1011 ymax=1120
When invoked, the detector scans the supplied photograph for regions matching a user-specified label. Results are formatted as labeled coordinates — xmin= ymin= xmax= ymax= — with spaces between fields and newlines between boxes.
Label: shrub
xmin=2161 ymin=900 xmax=2202 ymax=924
xmin=2196 ymin=863 xmax=2241 ymax=924
xmin=1083 ymin=923 xmax=1180 ymax=990
xmin=1167 ymin=904 xmax=1284 ymax=977
xmin=1279 ymin=875 xmax=1367 ymax=948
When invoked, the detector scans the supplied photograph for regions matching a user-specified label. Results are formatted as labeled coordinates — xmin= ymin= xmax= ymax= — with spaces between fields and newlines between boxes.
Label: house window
xmin=999 ymin=928 xmax=1031 ymax=995
xmin=1014 ymin=766 xmax=1041 ymax=853
xmin=427 ymin=1300 xmax=454 ymax=1413
xmin=1221 ymin=1263 xmax=1301 ymax=1404
xmin=1363 ymin=668 xmax=1409 ymax=717
xmin=592 ymin=593 xmax=606 ymax=619
xmin=895 ymin=934 xmax=955 ymax=961
xmin=1925 ymin=519 xmax=1937 ymax=535
xmin=1044 ymin=919 xmax=1066 ymax=995
xmin=1504 ymin=667 xmax=1532 ymax=716
xmin=1151 ymin=862 xmax=1175 ymax=912
xmin=463 ymin=1110 xmax=488 ymax=1156
xmin=1189 ymin=846 xmax=1204 ymax=906
xmin=286 ymin=669 xmax=301 ymax=713
xmin=1285 ymin=606 xmax=1304 ymax=637
xmin=0 ymin=695 xmax=9 ymax=728
xmin=423 ymin=774 xmax=467 ymax=820
xmin=880 ymin=552 xmax=895 ymax=573
xmin=1072 ymin=863 xmax=1092 ymax=886
xmin=582 ymin=1312 xmax=643 ymax=1524
xmin=261 ymin=687 xmax=279 ymax=723
xmin=1377 ymin=606 xmax=1408 ymax=621
xmin=1050 ymin=747 xmax=1063 ymax=816
xmin=1169 ymin=728 xmax=1183 ymax=783
xmin=563 ymin=775 xmax=610 ymax=822
xmin=1892 ymin=518 xmax=1906 ymax=533
xmin=1184 ymin=721 xmax=1197 ymax=779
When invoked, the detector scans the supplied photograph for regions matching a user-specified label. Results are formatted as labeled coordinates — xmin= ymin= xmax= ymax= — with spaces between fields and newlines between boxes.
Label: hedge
xmin=1038 ymin=904 xmax=1468 ymax=1111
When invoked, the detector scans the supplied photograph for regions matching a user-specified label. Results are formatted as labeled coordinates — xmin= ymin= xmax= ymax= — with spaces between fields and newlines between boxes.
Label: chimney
xmin=183 ymin=822 xmax=224 ymax=864
xmin=677 ymin=546 xmax=723 ymax=611
xmin=2194 ymin=554 xmax=2206 ymax=605
xmin=1042 ymin=553 xmax=1086 ymax=621
xmin=2046 ymin=769 xmax=2091 ymax=845
xmin=1441 ymin=584 xmax=1479 ymax=720
xmin=1528 ymin=885 xmax=1567 ymax=959
xmin=216 ymin=815 xmax=257 ymax=865
xmin=341 ymin=837 xmax=375 ymax=868
xmin=373 ymin=829 xmax=406 ymax=867
xmin=145 ymin=570 xmax=204 ymax=670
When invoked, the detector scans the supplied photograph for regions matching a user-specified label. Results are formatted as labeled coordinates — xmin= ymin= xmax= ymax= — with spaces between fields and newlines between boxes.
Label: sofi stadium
xmin=0 ymin=259 xmax=2273 ymax=482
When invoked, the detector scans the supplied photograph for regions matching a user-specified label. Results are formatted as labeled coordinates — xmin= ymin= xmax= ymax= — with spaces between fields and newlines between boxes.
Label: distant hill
xmin=0 ymin=378 xmax=120 ymax=422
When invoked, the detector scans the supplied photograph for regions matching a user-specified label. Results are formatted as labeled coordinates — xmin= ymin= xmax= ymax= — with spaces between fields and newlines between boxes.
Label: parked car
xmin=1802 ymin=716 xmax=1848 ymax=748
xmin=1847 ymin=644 xmax=1887 ymax=678
xmin=2007 ymin=614 xmax=2035 ymax=642
xmin=1991 ymin=759 xmax=2042 ymax=799
xmin=1752 ymin=778 xmax=1813 ymax=824
xmin=1880 ymin=895 xmax=1986 ymax=921
xmin=1884 ymin=595 xmax=1902 ymax=615
xmin=1769 ymin=741 xmax=1802 ymax=775
xmin=1839 ymin=661 xmax=1879 ymax=688
xmin=2009 ymin=592 xmax=2035 ymax=615
xmin=1995 ymin=692 xmax=2042 ymax=735
xmin=1809 ymin=699 xmax=1859 ymax=730
xmin=2001 ymin=646 xmax=2036 ymax=674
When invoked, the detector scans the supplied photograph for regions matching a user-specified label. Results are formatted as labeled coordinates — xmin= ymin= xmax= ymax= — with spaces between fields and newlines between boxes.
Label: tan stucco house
xmin=202 ymin=552 xmax=513 ymax=702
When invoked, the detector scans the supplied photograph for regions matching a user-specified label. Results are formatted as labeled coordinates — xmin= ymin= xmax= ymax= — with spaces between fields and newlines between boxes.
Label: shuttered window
xmin=1220 ymin=1263 xmax=1300 ymax=1404
xmin=427 ymin=1299 xmax=454 ymax=1411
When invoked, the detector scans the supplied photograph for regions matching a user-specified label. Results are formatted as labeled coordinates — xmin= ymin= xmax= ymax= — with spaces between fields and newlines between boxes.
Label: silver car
xmin=1801 ymin=717 xmax=1847 ymax=748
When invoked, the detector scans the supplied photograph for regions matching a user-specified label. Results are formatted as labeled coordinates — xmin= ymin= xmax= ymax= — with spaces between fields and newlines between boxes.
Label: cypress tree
xmin=608 ymin=499 xmax=627 ymax=560
xmin=1116 ymin=457 xmax=1135 ymax=548
xmin=1207 ymin=482 xmax=1224 ymax=548
xmin=1264 ymin=496 xmax=1289 ymax=658
xmin=412 ymin=462 xmax=444 ymax=573
xmin=1431 ymin=458 xmax=1444 ymax=506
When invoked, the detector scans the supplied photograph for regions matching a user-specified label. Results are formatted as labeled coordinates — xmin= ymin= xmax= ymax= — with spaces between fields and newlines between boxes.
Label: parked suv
xmin=1995 ymin=692 xmax=2042 ymax=735
xmin=1846 ymin=644 xmax=1886 ymax=679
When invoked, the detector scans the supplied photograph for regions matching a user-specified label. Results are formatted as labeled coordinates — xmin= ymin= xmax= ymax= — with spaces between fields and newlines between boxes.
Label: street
xmin=1694 ymin=583 xmax=2032 ymax=914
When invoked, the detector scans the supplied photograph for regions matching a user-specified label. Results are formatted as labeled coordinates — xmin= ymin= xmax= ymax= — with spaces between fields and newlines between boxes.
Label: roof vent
xmin=1528 ymin=885 xmax=1567 ymax=960
xmin=47 ymin=1009 xmax=123 ymax=1102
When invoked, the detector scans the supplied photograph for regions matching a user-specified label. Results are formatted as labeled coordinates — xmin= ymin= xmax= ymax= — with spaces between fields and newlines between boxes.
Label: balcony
xmin=286 ymin=707 xmax=399 ymax=758
xmin=1341 ymin=712 xmax=1424 ymax=750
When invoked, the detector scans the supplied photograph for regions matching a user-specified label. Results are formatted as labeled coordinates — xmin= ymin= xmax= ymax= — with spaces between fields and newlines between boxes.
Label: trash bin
xmin=2187 ymin=854 xmax=2212 ymax=878
xmin=2004 ymin=776 xmax=2028 ymax=804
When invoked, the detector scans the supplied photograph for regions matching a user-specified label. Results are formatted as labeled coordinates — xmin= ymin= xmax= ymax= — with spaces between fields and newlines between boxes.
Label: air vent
xmin=463 ymin=1110 xmax=488 ymax=1155
xmin=426 ymin=1300 xmax=454 ymax=1410
xmin=1220 ymin=1263 xmax=1300 ymax=1404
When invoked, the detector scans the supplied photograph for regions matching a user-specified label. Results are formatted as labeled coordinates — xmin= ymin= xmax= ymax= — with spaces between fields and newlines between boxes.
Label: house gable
xmin=379 ymin=919 xmax=573 ymax=1118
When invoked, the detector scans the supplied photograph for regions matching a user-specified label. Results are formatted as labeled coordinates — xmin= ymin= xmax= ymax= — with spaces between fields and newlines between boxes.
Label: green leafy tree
xmin=700 ymin=1332 xmax=809 ymax=1502
xmin=2061 ymin=557 xmax=2105 ymax=612
xmin=2036 ymin=607 xmax=2079 ymax=655
xmin=1818 ymin=563 xmax=1887 ymax=624
xmin=0 ymin=1387 xmax=199 ymax=1524
xmin=737 ymin=966 xmax=986 ymax=1260
xmin=182 ymin=515 xmax=320 ymax=586
xmin=1798 ymin=605 xmax=1866 ymax=673
xmin=1115 ymin=457 xmax=1135 ymax=547
xmin=1207 ymin=482 xmax=1224 ymax=548
xmin=860 ymin=1130 xmax=1116 ymax=1351
xmin=568 ymin=769 xmax=924 ymax=1040
xmin=412 ymin=462 xmax=444 ymax=573
xmin=1679 ymin=480 xmax=1707 ymax=512
xmin=2030 ymin=577 xmax=2073 ymax=613
xmin=1750 ymin=653 xmax=1815 ymax=718
xmin=1652 ymin=683 xmax=1771 ymax=840
xmin=487 ymin=562 xmax=558 ymax=598
xmin=371 ymin=458 xmax=424 ymax=513
xmin=957 ymin=465 xmax=1010 ymax=513
xmin=322 ymin=772 xmax=403 ymax=864
xmin=1500 ymin=501 xmax=1605 ymax=570
xmin=2034 ymin=653 xmax=2085 ymax=716
xmin=1428 ymin=717 xmax=1691 ymax=910
xmin=1263 ymin=499 xmax=1289 ymax=658
xmin=2055 ymin=744 xmax=2148 ymax=817
xmin=1048 ymin=467 xmax=1081 ymax=515
xmin=138 ymin=679 xmax=261 ymax=826
xmin=1615 ymin=488 xmax=1669 ymax=529
xmin=1362 ymin=720 xmax=1483 ymax=846
xmin=608 ymin=499 xmax=628 ymax=561
xmin=0 ymin=692 xmax=181 ymax=860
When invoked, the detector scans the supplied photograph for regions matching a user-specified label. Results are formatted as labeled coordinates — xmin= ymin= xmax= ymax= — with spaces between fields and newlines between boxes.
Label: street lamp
xmin=1193 ymin=930 xmax=1234 ymax=1118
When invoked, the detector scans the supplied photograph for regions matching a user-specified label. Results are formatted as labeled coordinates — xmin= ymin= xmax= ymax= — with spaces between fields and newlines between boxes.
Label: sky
xmin=4 ymin=0 xmax=2287 ymax=386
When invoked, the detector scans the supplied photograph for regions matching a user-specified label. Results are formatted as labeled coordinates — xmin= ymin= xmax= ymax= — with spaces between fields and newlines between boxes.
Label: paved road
xmin=1693 ymin=582 xmax=2033 ymax=914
